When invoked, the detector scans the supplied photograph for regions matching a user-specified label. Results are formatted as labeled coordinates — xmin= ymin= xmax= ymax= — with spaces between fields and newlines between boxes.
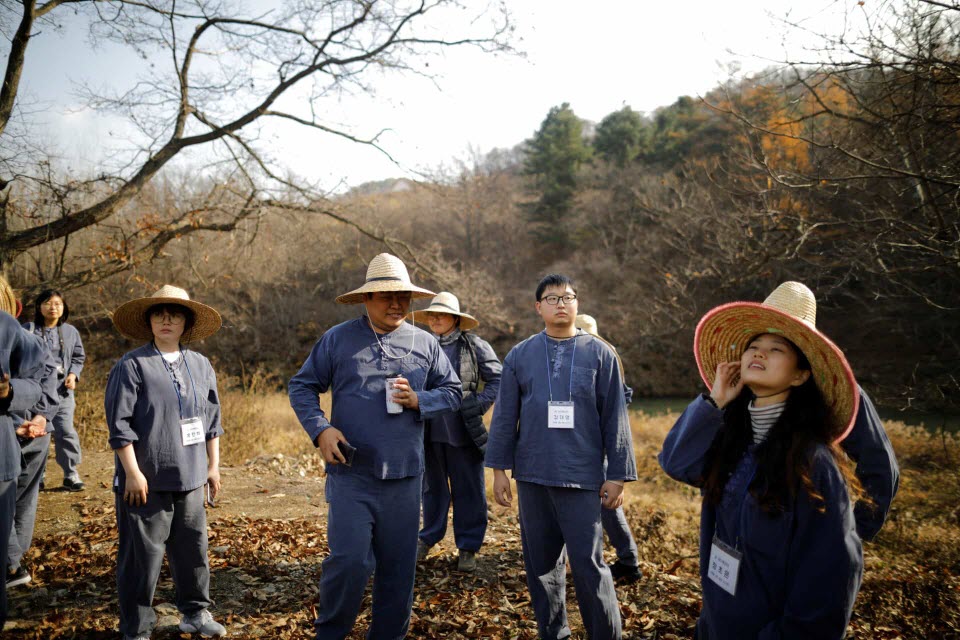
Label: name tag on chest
xmin=180 ymin=417 xmax=205 ymax=446
xmin=708 ymin=535 xmax=742 ymax=596
xmin=548 ymin=401 xmax=575 ymax=429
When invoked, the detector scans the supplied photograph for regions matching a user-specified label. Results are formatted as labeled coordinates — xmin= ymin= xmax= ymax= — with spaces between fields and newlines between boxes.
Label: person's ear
xmin=791 ymin=369 xmax=812 ymax=387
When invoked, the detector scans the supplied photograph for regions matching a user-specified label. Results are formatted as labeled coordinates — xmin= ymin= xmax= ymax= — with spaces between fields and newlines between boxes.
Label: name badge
xmin=548 ymin=401 xmax=575 ymax=429
xmin=180 ymin=417 xmax=205 ymax=446
xmin=707 ymin=534 xmax=742 ymax=596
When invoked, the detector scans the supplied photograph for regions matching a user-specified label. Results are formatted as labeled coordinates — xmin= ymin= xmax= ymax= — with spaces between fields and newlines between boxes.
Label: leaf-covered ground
xmin=5 ymin=415 xmax=960 ymax=639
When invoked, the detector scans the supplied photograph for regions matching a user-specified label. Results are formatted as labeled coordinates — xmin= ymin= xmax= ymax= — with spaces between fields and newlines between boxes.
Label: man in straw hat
xmin=486 ymin=274 xmax=636 ymax=640
xmin=289 ymin=253 xmax=462 ymax=640
xmin=659 ymin=281 xmax=880 ymax=638
xmin=574 ymin=313 xmax=642 ymax=583
xmin=409 ymin=292 xmax=502 ymax=572
xmin=0 ymin=281 xmax=48 ymax=628
xmin=106 ymin=285 xmax=226 ymax=639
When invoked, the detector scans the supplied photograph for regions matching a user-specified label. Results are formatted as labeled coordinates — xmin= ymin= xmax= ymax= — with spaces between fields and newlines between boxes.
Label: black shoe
xmin=6 ymin=566 xmax=31 ymax=588
xmin=63 ymin=477 xmax=85 ymax=492
xmin=609 ymin=560 xmax=642 ymax=583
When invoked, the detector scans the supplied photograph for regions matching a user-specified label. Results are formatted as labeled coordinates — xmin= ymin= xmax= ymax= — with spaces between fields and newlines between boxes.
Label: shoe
xmin=63 ymin=477 xmax=85 ymax=492
xmin=609 ymin=560 xmax=642 ymax=583
xmin=457 ymin=550 xmax=477 ymax=573
xmin=6 ymin=566 xmax=31 ymax=588
xmin=123 ymin=634 xmax=151 ymax=640
xmin=416 ymin=540 xmax=431 ymax=562
xmin=179 ymin=609 xmax=226 ymax=637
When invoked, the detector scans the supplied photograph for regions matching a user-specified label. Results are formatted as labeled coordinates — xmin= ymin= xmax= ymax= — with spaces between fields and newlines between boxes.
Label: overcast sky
xmin=13 ymin=0 xmax=857 ymax=189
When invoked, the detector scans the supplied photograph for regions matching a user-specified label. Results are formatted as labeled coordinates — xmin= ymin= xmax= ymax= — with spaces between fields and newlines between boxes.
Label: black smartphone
xmin=337 ymin=441 xmax=356 ymax=466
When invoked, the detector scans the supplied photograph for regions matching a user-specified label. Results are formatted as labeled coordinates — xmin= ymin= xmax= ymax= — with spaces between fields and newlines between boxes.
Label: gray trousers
xmin=51 ymin=392 xmax=81 ymax=479
xmin=517 ymin=481 xmax=622 ymax=640
xmin=8 ymin=434 xmax=50 ymax=569
xmin=601 ymin=505 xmax=638 ymax=566
xmin=115 ymin=486 xmax=211 ymax=637
xmin=1 ymin=479 xmax=16 ymax=629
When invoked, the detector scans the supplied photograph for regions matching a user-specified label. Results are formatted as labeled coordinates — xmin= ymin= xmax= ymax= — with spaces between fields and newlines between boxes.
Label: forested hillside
xmin=2 ymin=0 xmax=956 ymax=415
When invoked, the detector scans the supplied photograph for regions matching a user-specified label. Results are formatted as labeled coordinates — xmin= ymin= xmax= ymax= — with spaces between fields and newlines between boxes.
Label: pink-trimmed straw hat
xmin=694 ymin=281 xmax=859 ymax=442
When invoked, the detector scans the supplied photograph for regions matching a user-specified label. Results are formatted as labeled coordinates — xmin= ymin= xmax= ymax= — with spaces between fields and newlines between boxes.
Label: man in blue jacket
xmin=486 ymin=274 xmax=637 ymax=640
xmin=289 ymin=253 xmax=462 ymax=640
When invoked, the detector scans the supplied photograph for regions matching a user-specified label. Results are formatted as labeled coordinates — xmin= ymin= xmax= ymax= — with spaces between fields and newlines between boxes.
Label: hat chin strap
xmin=753 ymin=387 xmax=792 ymax=400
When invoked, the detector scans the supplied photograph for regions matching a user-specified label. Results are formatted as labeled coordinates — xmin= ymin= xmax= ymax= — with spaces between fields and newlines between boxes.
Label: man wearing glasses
xmin=485 ymin=274 xmax=636 ymax=640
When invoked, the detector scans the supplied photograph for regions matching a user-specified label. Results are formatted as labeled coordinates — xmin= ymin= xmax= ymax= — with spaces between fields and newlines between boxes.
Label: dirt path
xmin=32 ymin=449 xmax=327 ymax=536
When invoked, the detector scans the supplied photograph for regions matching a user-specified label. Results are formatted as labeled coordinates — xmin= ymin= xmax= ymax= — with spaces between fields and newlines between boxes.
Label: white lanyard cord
xmin=368 ymin=316 xmax=416 ymax=360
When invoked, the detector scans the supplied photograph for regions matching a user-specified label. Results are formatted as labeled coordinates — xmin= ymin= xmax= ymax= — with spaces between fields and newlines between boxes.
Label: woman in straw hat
xmin=409 ymin=292 xmax=502 ymax=572
xmin=289 ymin=253 xmax=462 ymax=639
xmin=658 ymin=282 xmax=865 ymax=639
xmin=105 ymin=285 xmax=226 ymax=640
xmin=21 ymin=289 xmax=86 ymax=492
xmin=0 ymin=276 xmax=47 ymax=628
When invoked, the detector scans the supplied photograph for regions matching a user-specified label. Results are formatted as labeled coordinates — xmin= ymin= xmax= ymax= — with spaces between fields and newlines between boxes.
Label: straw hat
xmin=112 ymin=285 xmax=222 ymax=343
xmin=335 ymin=253 xmax=435 ymax=305
xmin=575 ymin=314 xmax=624 ymax=377
xmin=409 ymin=292 xmax=479 ymax=331
xmin=694 ymin=281 xmax=859 ymax=441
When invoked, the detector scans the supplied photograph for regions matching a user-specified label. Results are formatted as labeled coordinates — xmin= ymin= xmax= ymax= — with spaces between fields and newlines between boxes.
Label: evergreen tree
xmin=522 ymin=103 xmax=591 ymax=252
xmin=593 ymin=106 xmax=649 ymax=167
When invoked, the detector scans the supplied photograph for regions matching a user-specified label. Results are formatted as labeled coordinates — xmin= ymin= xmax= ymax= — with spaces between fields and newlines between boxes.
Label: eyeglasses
xmin=540 ymin=294 xmax=577 ymax=306
xmin=41 ymin=300 xmax=63 ymax=308
xmin=150 ymin=311 xmax=186 ymax=324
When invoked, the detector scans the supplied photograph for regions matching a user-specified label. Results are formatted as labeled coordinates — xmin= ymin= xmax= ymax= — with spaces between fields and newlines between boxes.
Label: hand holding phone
xmin=337 ymin=441 xmax=357 ymax=467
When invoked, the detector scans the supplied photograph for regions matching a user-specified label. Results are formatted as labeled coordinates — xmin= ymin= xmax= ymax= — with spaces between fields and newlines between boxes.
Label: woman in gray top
xmin=105 ymin=285 xmax=226 ymax=640
xmin=23 ymin=289 xmax=86 ymax=491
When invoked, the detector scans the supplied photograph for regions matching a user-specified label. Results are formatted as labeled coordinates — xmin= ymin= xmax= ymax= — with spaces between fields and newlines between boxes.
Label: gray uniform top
xmin=485 ymin=330 xmax=637 ymax=490
xmin=0 ymin=312 xmax=46 ymax=482
xmin=22 ymin=322 xmax=85 ymax=396
xmin=288 ymin=315 xmax=463 ymax=480
xmin=105 ymin=343 xmax=223 ymax=492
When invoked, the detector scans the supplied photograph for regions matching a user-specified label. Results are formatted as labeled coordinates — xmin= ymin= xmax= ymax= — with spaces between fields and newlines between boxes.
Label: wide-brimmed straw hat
xmin=575 ymin=314 xmax=624 ymax=377
xmin=112 ymin=285 xmax=222 ymax=343
xmin=335 ymin=253 xmax=435 ymax=305
xmin=409 ymin=292 xmax=479 ymax=331
xmin=694 ymin=281 xmax=859 ymax=441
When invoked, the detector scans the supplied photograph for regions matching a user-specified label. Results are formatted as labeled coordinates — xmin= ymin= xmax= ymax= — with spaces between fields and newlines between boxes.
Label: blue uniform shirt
xmin=105 ymin=344 xmax=223 ymax=492
xmin=288 ymin=315 xmax=463 ymax=480
xmin=1 ymin=312 xmax=46 ymax=482
xmin=485 ymin=330 xmax=636 ymax=490
xmin=659 ymin=396 xmax=863 ymax=639
xmin=429 ymin=330 xmax=502 ymax=446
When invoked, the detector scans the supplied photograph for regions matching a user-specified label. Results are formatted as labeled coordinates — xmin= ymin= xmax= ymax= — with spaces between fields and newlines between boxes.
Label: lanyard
xmin=153 ymin=343 xmax=199 ymax=419
xmin=37 ymin=325 xmax=65 ymax=368
xmin=542 ymin=330 xmax=578 ymax=402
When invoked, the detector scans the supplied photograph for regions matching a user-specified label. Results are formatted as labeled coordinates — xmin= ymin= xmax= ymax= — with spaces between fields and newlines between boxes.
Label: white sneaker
xmin=179 ymin=609 xmax=227 ymax=637
xmin=123 ymin=634 xmax=150 ymax=640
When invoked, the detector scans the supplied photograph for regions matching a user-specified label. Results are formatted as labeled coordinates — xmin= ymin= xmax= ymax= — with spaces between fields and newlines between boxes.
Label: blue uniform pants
xmin=8 ymin=434 xmax=50 ymax=570
xmin=317 ymin=472 xmax=421 ymax=640
xmin=0 ymin=479 xmax=15 ymax=628
xmin=115 ymin=487 xmax=212 ymax=637
xmin=419 ymin=441 xmax=487 ymax=551
xmin=517 ymin=481 xmax=622 ymax=640
xmin=51 ymin=393 xmax=81 ymax=480
xmin=601 ymin=505 xmax=638 ymax=566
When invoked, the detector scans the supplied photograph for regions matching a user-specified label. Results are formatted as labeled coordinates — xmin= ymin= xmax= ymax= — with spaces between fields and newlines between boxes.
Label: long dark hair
xmin=33 ymin=289 xmax=68 ymax=326
xmin=702 ymin=339 xmax=863 ymax=513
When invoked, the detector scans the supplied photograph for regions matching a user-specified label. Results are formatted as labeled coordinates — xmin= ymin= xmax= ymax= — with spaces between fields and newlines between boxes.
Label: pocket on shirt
xmin=571 ymin=366 xmax=597 ymax=398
